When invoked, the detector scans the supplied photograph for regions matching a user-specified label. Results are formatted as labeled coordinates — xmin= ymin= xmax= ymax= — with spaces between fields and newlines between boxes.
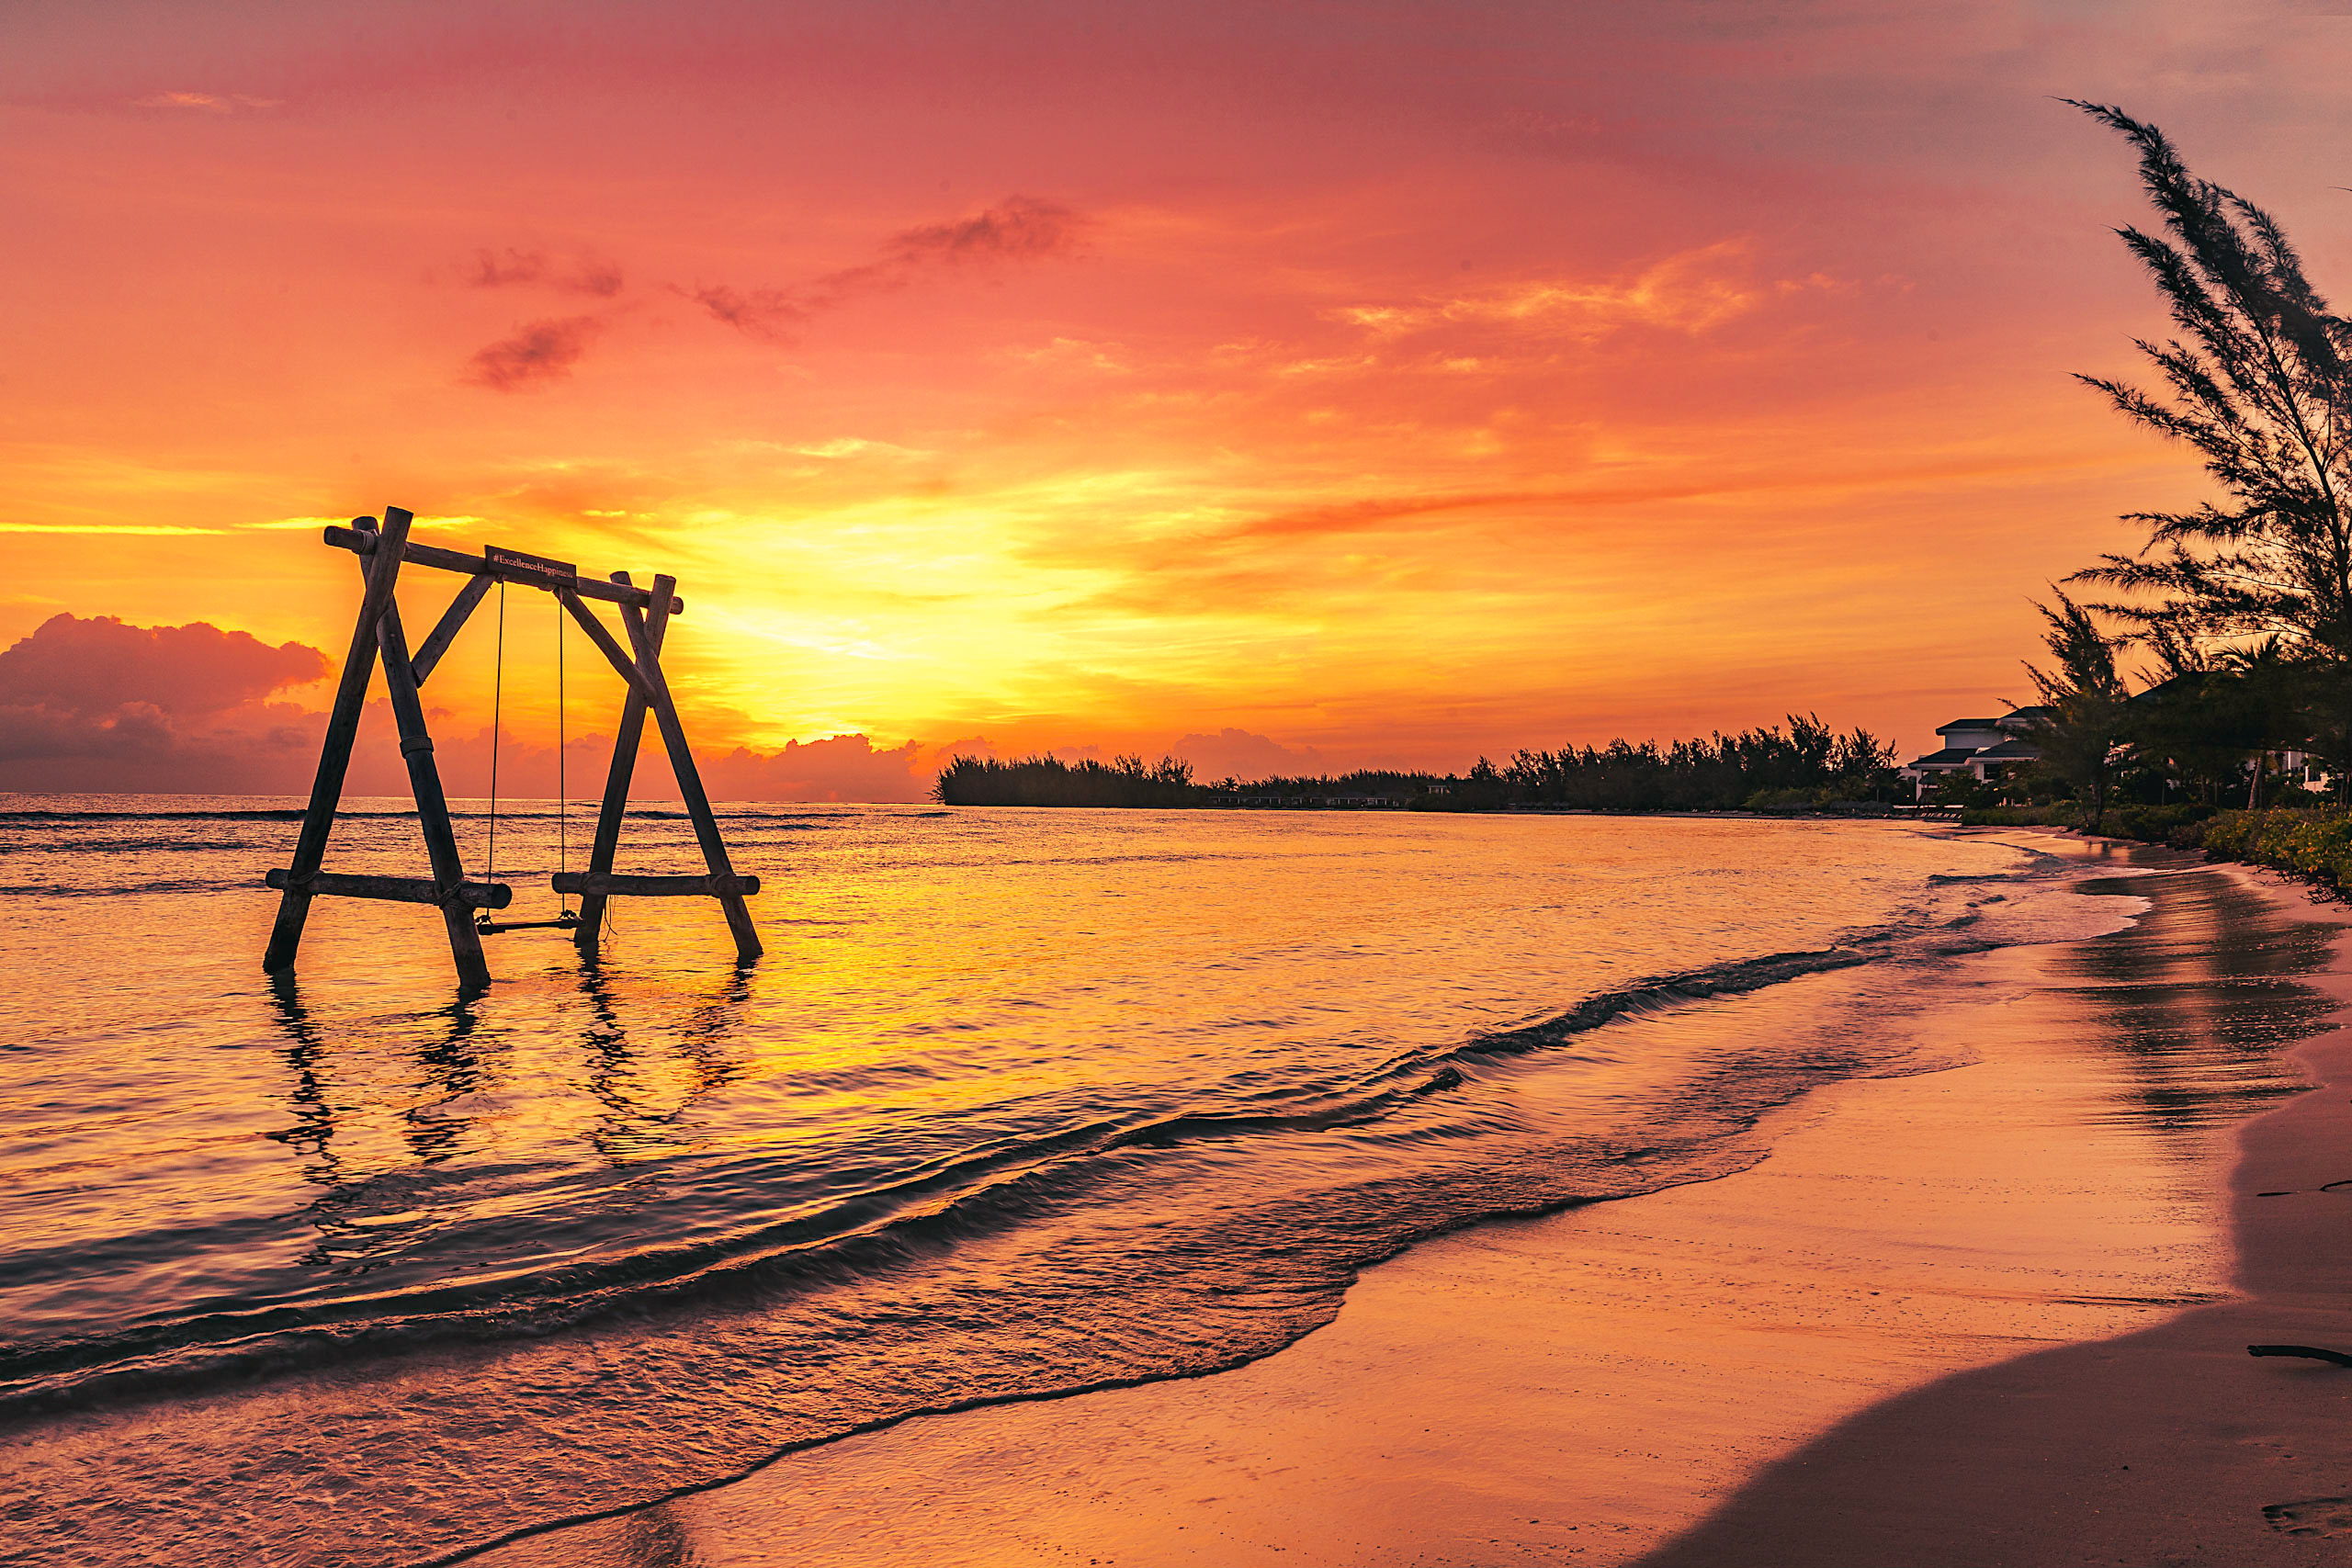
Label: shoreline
xmin=1641 ymin=853 xmax=2352 ymax=1566
xmin=475 ymin=840 xmax=2343 ymax=1566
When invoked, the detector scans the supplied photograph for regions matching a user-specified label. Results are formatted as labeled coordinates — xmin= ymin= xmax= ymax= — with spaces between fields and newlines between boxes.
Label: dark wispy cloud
xmin=133 ymin=91 xmax=279 ymax=112
xmin=463 ymin=247 xmax=625 ymax=297
xmin=462 ymin=315 xmax=604 ymax=391
xmin=688 ymin=196 xmax=1082 ymax=343
xmin=684 ymin=285 xmax=806 ymax=344
xmin=883 ymin=195 xmax=1079 ymax=265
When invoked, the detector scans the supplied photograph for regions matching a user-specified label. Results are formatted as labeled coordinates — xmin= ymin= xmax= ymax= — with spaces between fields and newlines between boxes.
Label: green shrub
xmin=2190 ymin=807 xmax=2352 ymax=889
xmin=2104 ymin=803 xmax=2215 ymax=844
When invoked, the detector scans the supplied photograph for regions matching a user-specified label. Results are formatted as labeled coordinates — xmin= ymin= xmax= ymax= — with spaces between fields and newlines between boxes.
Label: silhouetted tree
xmin=2066 ymin=101 xmax=2352 ymax=785
xmin=2214 ymin=637 xmax=2312 ymax=807
xmin=2026 ymin=591 xmax=2131 ymax=832
xmin=933 ymin=752 xmax=1198 ymax=807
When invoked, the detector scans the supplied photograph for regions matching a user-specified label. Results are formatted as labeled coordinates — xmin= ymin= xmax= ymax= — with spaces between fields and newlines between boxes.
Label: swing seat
xmin=475 ymin=910 xmax=581 ymax=934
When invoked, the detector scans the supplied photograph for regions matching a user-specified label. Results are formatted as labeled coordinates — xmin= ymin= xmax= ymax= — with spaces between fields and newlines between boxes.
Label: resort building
xmin=1899 ymin=707 xmax=2054 ymax=795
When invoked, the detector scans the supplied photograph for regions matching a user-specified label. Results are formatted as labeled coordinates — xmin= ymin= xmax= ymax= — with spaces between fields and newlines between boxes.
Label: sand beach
xmin=472 ymin=841 xmax=2352 ymax=1568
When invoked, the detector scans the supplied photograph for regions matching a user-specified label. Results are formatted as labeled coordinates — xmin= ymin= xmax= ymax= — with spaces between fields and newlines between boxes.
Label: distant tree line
xmin=1493 ymin=717 xmax=1897 ymax=811
xmin=933 ymin=716 xmax=1903 ymax=811
xmin=934 ymin=754 xmax=1203 ymax=807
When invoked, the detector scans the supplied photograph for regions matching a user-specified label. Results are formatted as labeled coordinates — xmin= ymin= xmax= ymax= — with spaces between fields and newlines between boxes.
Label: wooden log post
xmin=573 ymin=570 xmax=671 ymax=954
xmin=264 ymin=509 xmax=412 ymax=971
xmin=374 ymin=581 xmax=494 ymax=989
xmin=626 ymin=573 xmax=763 ymax=963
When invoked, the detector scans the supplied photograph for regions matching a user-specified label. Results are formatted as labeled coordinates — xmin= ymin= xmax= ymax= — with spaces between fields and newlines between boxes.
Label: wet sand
xmin=475 ymin=852 xmax=2348 ymax=1568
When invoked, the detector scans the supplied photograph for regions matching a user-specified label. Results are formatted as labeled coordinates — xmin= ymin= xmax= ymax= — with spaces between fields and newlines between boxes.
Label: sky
xmin=7 ymin=0 xmax=2352 ymax=798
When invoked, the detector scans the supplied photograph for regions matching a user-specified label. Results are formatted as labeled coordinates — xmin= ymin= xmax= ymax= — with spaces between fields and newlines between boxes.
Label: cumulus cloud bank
xmin=0 ymin=613 xmax=937 ymax=801
xmin=0 ymin=614 xmax=332 ymax=792
xmin=1168 ymin=728 xmax=1328 ymax=780
xmin=699 ymin=735 xmax=931 ymax=803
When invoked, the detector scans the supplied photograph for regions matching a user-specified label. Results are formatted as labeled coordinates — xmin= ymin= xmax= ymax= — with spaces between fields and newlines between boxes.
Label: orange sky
xmin=7 ymin=1 xmax=2352 ymax=797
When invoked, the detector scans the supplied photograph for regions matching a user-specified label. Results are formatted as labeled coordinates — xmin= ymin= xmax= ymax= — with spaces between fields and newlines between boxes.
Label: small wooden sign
xmin=484 ymin=545 xmax=578 ymax=588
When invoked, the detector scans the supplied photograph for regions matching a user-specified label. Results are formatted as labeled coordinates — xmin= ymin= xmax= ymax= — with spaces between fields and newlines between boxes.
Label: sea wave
xmin=0 ymin=896 xmax=2049 ymax=1423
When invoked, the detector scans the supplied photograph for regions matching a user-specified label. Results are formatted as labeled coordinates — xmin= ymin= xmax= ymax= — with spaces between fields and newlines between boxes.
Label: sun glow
xmin=2 ymin=2 xmax=2332 ymax=795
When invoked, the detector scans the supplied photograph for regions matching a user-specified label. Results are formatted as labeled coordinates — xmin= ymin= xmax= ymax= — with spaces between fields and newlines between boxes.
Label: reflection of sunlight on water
xmin=6 ymin=805 xmax=2294 ymax=1568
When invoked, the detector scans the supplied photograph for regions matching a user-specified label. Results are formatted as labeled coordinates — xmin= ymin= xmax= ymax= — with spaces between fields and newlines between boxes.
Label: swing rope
xmin=556 ymin=592 xmax=569 ymax=916
xmin=484 ymin=581 xmax=506 ymax=884
xmin=477 ymin=578 xmax=577 ymax=933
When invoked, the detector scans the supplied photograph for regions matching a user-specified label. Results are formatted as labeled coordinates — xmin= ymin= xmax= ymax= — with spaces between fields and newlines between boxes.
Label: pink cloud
xmin=0 ymin=613 xmax=326 ymax=716
xmin=689 ymin=196 xmax=1082 ymax=343
xmin=697 ymin=734 xmax=930 ymax=803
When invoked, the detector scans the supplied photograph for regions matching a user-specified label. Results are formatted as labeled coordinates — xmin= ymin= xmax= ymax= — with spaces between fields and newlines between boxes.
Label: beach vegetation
xmin=2188 ymin=805 xmax=2352 ymax=881
xmin=1989 ymin=794 xmax=2352 ymax=899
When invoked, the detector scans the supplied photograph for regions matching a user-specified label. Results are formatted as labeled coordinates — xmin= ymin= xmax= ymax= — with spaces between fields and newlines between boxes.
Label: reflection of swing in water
xmin=262 ymin=507 xmax=762 ymax=986
xmin=263 ymin=965 xmax=753 ymax=1264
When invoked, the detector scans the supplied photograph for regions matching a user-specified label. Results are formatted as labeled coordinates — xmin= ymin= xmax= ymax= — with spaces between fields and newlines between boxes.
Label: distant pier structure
xmin=262 ymin=507 xmax=761 ymax=987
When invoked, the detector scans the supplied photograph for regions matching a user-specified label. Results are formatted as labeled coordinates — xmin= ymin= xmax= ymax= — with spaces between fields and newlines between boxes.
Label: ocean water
xmin=0 ymin=800 xmax=2146 ymax=1564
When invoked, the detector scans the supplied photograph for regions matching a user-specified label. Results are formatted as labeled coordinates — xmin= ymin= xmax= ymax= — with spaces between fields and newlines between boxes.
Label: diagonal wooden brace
xmin=575 ymin=570 xmax=671 ymax=953
xmin=264 ymin=508 xmax=413 ymax=971
xmin=556 ymin=589 xmax=662 ymax=706
xmin=410 ymin=573 xmax=494 ymax=686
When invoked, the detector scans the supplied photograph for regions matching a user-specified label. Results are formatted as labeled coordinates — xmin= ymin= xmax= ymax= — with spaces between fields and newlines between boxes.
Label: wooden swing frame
xmin=263 ymin=507 xmax=762 ymax=987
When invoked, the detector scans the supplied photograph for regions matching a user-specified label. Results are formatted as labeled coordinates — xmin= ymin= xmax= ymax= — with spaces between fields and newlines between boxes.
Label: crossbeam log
xmin=267 ymin=869 xmax=514 ymax=908
xmin=325 ymin=525 xmax=685 ymax=615
xmin=552 ymin=872 xmax=762 ymax=897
